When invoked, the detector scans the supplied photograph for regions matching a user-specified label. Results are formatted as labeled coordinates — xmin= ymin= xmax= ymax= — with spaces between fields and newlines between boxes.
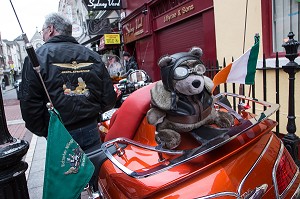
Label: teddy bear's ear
xmin=158 ymin=55 xmax=172 ymax=68
xmin=189 ymin=47 xmax=203 ymax=58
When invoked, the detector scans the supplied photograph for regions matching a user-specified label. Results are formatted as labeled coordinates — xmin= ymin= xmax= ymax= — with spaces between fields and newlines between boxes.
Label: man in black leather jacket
xmin=19 ymin=13 xmax=116 ymax=151
xmin=123 ymin=51 xmax=138 ymax=72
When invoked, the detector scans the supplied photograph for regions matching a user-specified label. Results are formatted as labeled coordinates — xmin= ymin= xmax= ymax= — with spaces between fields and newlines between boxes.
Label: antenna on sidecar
xmin=9 ymin=0 xmax=53 ymax=108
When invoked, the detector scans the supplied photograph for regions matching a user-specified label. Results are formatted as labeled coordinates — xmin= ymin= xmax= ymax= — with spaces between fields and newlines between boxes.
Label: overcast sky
xmin=0 ymin=0 xmax=59 ymax=41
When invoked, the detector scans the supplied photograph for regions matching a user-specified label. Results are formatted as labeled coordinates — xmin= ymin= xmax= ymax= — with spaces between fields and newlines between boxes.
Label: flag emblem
xmin=213 ymin=34 xmax=260 ymax=91
xmin=64 ymin=147 xmax=84 ymax=175
xmin=43 ymin=109 xmax=95 ymax=199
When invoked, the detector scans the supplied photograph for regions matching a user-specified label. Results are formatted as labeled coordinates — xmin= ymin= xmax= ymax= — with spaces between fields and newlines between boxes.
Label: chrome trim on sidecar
xmin=196 ymin=135 xmax=273 ymax=199
xmin=237 ymin=135 xmax=273 ymax=194
xmin=273 ymin=141 xmax=300 ymax=198
xmin=292 ymin=182 xmax=300 ymax=199
xmin=101 ymin=92 xmax=280 ymax=179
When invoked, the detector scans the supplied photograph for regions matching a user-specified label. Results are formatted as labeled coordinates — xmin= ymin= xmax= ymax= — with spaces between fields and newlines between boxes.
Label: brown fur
xmin=147 ymin=47 xmax=234 ymax=149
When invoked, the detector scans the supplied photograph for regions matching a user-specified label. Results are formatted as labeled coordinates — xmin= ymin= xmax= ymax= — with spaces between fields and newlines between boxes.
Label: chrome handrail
xmin=101 ymin=92 xmax=280 ymax=178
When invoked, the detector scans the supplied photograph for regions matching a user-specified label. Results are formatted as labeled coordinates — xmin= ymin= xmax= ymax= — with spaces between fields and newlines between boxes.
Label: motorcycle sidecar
xmin=96 ymin=83 xmax=300 ymax=199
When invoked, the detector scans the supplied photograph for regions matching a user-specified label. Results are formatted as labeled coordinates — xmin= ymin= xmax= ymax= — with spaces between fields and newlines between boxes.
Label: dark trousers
xmin=69 ymin=122 xmax=101 ymax=199
xmin=69 ymin=122 xmax=101 ymax=152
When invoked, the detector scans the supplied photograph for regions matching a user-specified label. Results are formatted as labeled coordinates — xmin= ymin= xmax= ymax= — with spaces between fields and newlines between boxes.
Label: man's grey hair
xmin=44 ymin=13 xmax=72 ymax=36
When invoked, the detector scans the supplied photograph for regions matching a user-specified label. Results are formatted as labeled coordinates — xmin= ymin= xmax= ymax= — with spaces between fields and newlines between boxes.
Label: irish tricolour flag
xmin=213 ymin=35 xmax=260 ymax=91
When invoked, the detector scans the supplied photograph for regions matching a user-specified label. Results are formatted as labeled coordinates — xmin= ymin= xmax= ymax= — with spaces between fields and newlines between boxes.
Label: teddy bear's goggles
xmin=173 ymin=64 xmax=206 ymax=80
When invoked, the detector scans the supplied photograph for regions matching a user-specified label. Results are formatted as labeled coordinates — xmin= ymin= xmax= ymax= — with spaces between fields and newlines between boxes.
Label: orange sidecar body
xmin=97 ymin=83 xmax=300 ymax=199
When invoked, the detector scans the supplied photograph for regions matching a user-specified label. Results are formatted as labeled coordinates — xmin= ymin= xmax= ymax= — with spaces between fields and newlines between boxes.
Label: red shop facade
xmin=121 ymin=0 xmax=216 ymax=81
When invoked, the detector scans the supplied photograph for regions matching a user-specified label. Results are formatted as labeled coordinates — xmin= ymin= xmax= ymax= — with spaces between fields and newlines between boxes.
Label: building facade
xmin=58 ymin=0 xmax=122 ymax=54
xmin=1 ymin=40 xmax=20 ymax=85
xmin=121 ymin=0 xmax=216 ymax=81
xmin=120 ymin=0 xmax=300 ymax=136
xmin=0 ymin=29 xmax=44 ymax=86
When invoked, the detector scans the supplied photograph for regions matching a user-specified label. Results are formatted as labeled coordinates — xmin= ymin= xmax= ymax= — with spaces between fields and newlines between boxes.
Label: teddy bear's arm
xmin=146 ymin=108 xmax=166 ymax=126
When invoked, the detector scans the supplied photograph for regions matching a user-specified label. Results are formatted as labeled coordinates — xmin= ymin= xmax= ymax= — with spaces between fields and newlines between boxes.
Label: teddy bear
xmin=146 ymin=47 xmax=234 ymax=149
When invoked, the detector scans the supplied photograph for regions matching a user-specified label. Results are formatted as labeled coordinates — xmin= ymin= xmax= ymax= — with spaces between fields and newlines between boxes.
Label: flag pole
xmin=242 ymin=0 xmax=249 ymax=54
xmin=238 ymin=0 xmax=249 ymax=111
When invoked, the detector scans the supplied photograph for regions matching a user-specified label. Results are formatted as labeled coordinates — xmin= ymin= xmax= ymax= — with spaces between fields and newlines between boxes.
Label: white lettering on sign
xmin=164 ymin=12 xmax=177 ymax=22
xmin=87 ymin=0 xmax=121 ymax=9
xmin=136 ymin=17 xmax=143 ymax=30
xmin=124 ymin=16 xmax=144 ymax=37
xmin=163 ymin=4 xmax=194 ymax=22
xmin=181 ymin=5 xmax=194 ymax=14
xmin=124 ymin=23 xmax=135 ymax=35
xmin=108 ymin=0 xmax=121 ymax=6
xmin=88 ymin=0 xmax=107 ymax=9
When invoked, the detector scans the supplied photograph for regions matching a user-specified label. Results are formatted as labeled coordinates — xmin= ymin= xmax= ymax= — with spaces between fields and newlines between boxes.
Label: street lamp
xmin=0 ymin=77 xmax=29 ymax=196
xmin=282 ymin=31 xmax=300 ymax=166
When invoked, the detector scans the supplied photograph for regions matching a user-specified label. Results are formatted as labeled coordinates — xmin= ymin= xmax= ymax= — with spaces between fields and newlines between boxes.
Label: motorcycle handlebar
xmin=117 ymin=81 xmax=151 ymax=95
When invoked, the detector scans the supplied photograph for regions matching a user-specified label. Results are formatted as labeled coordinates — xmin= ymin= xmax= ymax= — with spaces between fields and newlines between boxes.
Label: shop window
xmin=273 ymin=0 xmax=299 ymax=52
xmin=262 ymin=0 xmax=300 ymax=57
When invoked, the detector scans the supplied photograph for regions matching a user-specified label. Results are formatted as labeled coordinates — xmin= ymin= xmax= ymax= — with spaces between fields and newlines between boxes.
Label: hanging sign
xmin=72 ymin=24 xmax=83 ymax=38
xmin=99 ymin=36 xmax=105 ymax=50
xmin=103 ymin=34 xmax=120 ymax=44
xmin=87 ymin=18 xmax=111 ymax=35
xmin=122 ymin=14 xmax=149 ymax=43
xmin=83 ymin=0 xmax=122 ymax=11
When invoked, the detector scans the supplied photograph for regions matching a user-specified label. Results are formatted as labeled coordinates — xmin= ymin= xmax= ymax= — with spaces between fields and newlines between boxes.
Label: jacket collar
xmin=45 ymin=35 xmax=79 ymax=44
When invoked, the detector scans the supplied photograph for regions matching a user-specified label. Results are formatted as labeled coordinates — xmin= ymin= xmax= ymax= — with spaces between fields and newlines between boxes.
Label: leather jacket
xmin=20 ymin=35 xmax=116 ymax=137
xmin=125 ymin=57 xmax=138 ymax=72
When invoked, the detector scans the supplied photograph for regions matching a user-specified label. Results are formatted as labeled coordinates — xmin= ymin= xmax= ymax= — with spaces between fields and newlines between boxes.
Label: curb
xmin=25 ymin=134 xmax=38 ymax=180
xmin=2 ymin=87 xmax=15 ymax=94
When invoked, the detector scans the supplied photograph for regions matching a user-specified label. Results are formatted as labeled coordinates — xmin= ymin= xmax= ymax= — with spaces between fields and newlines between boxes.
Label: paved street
xmin=2 ymin=86 xmax=89 ymax=199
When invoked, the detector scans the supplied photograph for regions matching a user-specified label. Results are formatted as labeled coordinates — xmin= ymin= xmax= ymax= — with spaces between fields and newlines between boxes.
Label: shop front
xmin=121 ymin=0 xmax=216 ymax=81
xmin=121 ymin=5 xmax=157 ymax=80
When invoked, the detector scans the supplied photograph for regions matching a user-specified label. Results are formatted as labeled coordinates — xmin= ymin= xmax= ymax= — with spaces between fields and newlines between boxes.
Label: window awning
xmin=78 ymin=34 xmax=102 ymax=46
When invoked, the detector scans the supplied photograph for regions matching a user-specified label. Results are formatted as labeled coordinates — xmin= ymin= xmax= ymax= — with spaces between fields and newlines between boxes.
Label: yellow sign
xmin=104 ymin=34 xmax=120 ymax=44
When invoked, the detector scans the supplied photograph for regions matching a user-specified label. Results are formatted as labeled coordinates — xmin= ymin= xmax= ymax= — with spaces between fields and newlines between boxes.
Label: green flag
xmin=43 ymin=109 xmax=95 ymax=199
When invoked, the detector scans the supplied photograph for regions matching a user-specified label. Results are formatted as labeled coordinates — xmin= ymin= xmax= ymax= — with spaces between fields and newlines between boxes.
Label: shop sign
xmin=104 ymin=34 xmax=120 ymax=44
xmin=122 ymin=14 xmax=149 ymax=43
xmin=87 ymin=18 xmax=111 ymax=35
xmin=99 ymin=34 xmax=120 ymax=50
xmin=83 ymin=0 xmax=122 ymax=11
xmin=99 ymin=36 xmax=105 ymax=50
xmin=163 ymin=4 xmax=194 ymax=23
xmin=72 ymin=24 xmax=83 ymax=38
xmin=120 ymin=11 xmax=126 ymax=20
xmin=154 ymin=2 xmax=203 ymax=31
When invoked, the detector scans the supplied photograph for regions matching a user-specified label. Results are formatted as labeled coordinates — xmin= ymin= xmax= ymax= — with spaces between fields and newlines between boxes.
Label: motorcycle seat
xmin=104 ymin=83 xmax=155 ymax=142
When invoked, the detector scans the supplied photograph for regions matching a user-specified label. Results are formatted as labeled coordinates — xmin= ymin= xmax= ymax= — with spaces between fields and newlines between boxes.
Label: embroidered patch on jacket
xmin=53 ymin=61 xmax=92 ymax=71
xmin=63 ymin=77 xmax=90 ymax=97
xmin=53 ymin=61 xmax=92 ymax=97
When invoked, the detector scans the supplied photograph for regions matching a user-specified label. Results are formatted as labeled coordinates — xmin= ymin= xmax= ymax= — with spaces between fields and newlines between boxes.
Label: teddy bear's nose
xmin=192 ymin=80 xmax=201 ymax=88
